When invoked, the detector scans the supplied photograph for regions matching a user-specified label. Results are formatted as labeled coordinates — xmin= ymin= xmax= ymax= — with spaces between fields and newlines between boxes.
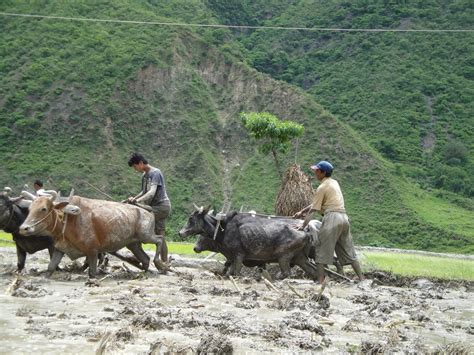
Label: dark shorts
xmin=152 ymin=200 xmax=171 ymax=234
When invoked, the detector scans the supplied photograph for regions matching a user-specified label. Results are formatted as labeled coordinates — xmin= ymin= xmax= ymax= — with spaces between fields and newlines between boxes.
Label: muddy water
xmin=0 ymin=247 xmax=473 ymax=354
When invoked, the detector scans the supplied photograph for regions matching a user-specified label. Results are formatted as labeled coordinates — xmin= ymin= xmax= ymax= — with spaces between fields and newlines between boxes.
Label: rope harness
xmin=213 ymin=212 xmax=226 ymax=240
xmin=27 ymin=208 xmax=65 ymax=238
xmin=27 ymin=209 xmax=54 ymax=228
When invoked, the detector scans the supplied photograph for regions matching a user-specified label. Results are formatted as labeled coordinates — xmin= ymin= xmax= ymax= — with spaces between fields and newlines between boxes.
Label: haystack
xmin=275 ymin=164 xmax=314 ymax=216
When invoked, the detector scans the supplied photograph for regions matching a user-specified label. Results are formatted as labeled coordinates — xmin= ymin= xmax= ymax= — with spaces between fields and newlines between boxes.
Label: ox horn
xmin=41 ymin=190 xmax=58 ymax=201
xmin=68 ymin=188 xmax=75 ymax=201
xmin=20 ymin=190 xmax=37 ymax=200
xmin=9 ymin=196 xmax=23 ymax=204
xmin=193 ymin=204 xmax=204 ymax=213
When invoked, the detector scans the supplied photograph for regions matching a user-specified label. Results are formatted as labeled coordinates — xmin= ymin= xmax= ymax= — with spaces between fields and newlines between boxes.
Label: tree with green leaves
xmin=240 ymin=112 xmax=304 ymax=178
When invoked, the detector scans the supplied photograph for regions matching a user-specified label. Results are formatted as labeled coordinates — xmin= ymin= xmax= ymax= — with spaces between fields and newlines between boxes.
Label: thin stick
xmin=204 ymin=252 xmax=217 ymax=260
xmin=83 ymin=180 xmax=115 ymax=200
xmin=122 ymin=263 xmax=132 ymax=273
xmin=286 ymin=281 xmax=304 ymax=298
xmin=261 ymin=269 xmax=273 ymax=282
xmin=324 ymin=267 xmax=353 ymax=282
xmin=6 ymin=274 xmax=20 ymax=294
xmin=263 ymin=277 xmax=280 ymax=293
xmin=98 ymin=274 xmax=112 ymax=282
xmin=312 ymin=313 xmax=335 ymax=325
xmin=229 ymin=275 xmax=241 ymax=293
xmin=95 ymin=330 xmax=113 ymax=355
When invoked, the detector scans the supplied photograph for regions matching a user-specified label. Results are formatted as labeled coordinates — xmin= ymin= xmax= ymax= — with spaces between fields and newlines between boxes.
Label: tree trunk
xmin=272 ymin=149 xmax=282 ymax=178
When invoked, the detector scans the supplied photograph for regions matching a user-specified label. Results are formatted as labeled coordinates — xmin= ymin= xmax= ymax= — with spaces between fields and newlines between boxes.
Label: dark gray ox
xmin=193 ymin=235 xmax=266 ymax=275
xmin=179 ymin=206 xmax=318 ymax=279
xmin=0 ymin=191 xmax=54 ymax=271
xmin=19 ymin=194 xmax=167 ymax=279
xmin=192 ymin=216 xmax=343 ymax=276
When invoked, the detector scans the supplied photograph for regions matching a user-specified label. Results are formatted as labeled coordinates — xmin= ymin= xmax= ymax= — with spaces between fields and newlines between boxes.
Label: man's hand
xmin=293 ymin=211 xmax=304 ymax=219
xmin=291 ymin=223 xmax=304 ymax=231
xmin=127 ymin=197 xmax=136 ymax=204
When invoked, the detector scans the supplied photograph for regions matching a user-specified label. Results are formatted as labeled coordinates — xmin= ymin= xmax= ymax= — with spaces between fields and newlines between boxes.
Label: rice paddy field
xmin=1 ymin=232 xmax=472 ymax=281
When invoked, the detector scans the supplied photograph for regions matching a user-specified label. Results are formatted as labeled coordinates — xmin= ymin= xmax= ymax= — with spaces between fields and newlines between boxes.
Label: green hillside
xmin=0 ymin=1 xmax=472 ymax=253
xmin=209 ymin=0 xmax=474 ymax=197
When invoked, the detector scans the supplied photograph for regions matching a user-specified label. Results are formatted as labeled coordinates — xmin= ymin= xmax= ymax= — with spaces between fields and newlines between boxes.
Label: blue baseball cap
xmin=310 ymin=160 xmax=334 ymax=174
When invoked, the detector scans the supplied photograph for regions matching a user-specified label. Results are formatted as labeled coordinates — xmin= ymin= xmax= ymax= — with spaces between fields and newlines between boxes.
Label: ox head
xmin=0 ymin=192 xmax=13 ymax=225
xmin=193 ymin=234 xmax=218 ymax=253
xmin=19 ymin=195 xmax=79 ymax=236
xmin=3 ymin=187 xmax=12 ymax=196
xmin=0 ymin=191 xmax=28 ymax=224
xmin=178 ymin=204 xmax=212 ymax=238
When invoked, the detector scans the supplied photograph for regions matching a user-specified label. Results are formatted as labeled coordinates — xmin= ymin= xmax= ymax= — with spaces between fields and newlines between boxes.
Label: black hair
xmin=128 ymin=153 xmax=148 ymax=167
xmin=33 ymin=179 xmax=43 ymax=187
xmin=324 ymin=171 xmax=332 ymax=177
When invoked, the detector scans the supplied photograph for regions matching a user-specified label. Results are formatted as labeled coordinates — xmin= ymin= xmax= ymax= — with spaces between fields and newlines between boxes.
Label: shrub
xmin=443 ymin=140 xmax=468 ymax=165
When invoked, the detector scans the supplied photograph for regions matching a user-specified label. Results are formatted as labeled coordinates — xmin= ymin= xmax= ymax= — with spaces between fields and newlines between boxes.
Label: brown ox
xmin=19 ymin=195 xmax=166 ymax=279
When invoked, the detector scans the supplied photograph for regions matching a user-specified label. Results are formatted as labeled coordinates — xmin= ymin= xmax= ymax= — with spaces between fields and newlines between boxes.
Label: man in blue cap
xmin=294 ymin=160 xmax=363 ymax=283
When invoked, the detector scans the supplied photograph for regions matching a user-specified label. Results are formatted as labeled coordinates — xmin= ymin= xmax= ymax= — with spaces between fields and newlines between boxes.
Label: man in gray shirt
xmin=128 ymin=153 xmax=171 ymax=263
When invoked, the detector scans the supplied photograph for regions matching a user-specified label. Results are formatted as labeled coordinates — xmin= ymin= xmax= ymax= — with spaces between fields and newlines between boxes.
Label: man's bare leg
xmin=351 ymin=260 xmax=364 ymax=281
xmin=316 ymin=263 xmax=326 ymax=284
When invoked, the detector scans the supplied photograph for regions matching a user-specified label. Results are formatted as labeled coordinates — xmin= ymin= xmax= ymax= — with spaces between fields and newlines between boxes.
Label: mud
xmin=0 ymin=247 xmax=473 ymax=354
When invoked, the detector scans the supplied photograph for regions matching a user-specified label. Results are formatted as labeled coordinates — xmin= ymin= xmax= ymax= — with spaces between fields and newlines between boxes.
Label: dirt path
xmin=0 ymin=248 xmax=472 ymax=354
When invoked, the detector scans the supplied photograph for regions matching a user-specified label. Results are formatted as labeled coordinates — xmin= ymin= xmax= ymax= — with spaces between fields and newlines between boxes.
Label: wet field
xmin=0 ymin=247 xmax=473 ymax=354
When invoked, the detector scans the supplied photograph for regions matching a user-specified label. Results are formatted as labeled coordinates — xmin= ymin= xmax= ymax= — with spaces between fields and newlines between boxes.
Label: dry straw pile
xmin=275 ymin=164 xmax=314 ymax=216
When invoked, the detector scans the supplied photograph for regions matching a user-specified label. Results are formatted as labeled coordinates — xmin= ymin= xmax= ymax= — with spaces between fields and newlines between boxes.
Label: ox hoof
xmin=154 ymin=260 xmax=171 ymax=272
xmin=275 ymin=272 xmax=289 ymax=280
xmin=85 ymin=278 xmax=100 ymax=287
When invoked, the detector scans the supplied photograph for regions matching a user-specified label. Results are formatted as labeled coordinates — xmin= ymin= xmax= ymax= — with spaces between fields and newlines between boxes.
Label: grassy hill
xmin=209 ymin=0 xmax=474 ymax=198
xmin=0 ymin=1 xmax=472 ymax=253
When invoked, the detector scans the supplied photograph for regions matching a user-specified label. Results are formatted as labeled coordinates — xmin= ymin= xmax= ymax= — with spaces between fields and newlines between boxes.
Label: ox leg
xmin=86 ymin=253 xmax=99 ymax=279
xmin=16 ymin=245 xmax=27 ymax=272
xmin=222 ymin=260 xmax=232 ymax=275
xmin=139 ymin=234 xmax=169 ymax=272
xmin=292 ymin=253 xmax=319 ymax=281
xmin=277 ymin=256 xmax=292 ymax=279
xmin=48 ymin=246 xmax=62 ymax=271
xmin=127 ymin=243 xmax=150 ymax=271
xmin=46 ymin=249 xmax=65 ymax=277
xmin=232 ymin=254 xmax=245 ymax=276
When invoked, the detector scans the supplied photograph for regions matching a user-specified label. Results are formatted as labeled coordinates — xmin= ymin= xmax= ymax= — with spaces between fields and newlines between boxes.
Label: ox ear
xmin=53 ymin=201 xmax=69 ymax=211
xmin=203 ymin=205 xmax=212 ymax=215
xmin=63 ymin=204 xmax=81 ymax=215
